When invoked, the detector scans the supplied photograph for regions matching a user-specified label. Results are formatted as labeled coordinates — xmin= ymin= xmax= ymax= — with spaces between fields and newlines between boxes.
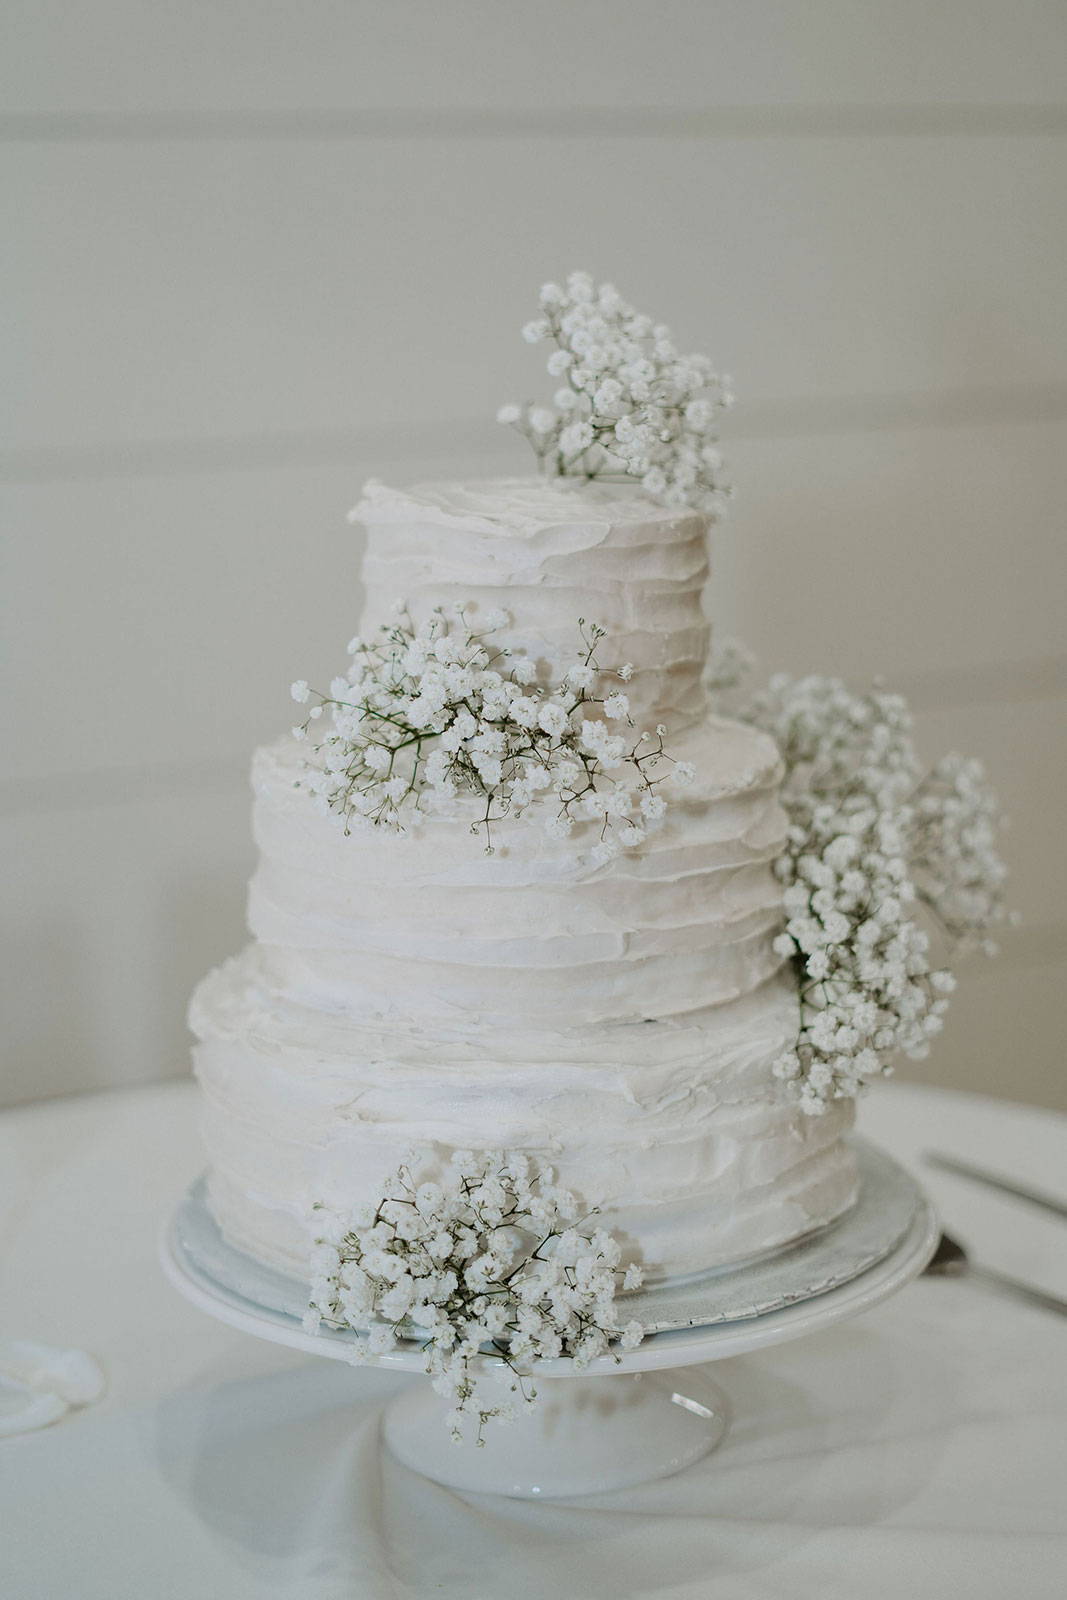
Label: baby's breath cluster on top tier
xmin=715 ymin=663 xmax=1010 ymax=1115
xmin=497 ymin=270 xmax=733 ymax=516
xmin=290 ymin=603 xmax=693 ymax=854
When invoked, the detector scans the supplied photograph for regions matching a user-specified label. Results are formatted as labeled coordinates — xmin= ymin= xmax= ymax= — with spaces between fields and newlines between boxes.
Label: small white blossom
xmin=528 ymin=406 xmax=556 ymax=435
xmin=290 ymin=679 xmax=310 ymax=704
xmin=537 ymin=701 xmax=569 ymax=738
xmin=559 ymin=419 xmax=595 ymax=457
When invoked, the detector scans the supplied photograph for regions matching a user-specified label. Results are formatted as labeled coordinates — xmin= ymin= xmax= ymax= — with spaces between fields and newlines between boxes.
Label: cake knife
xmin=924 ymin=1152 xmax=1067 ymax=1220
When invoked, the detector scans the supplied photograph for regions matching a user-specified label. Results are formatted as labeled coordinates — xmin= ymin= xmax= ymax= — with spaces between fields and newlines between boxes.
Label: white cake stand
xmin=162 ymin=1141 xmax=937 ymax=1499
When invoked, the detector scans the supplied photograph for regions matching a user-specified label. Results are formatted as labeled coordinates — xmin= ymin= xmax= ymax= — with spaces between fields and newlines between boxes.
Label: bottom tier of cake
xmin=192 ymin=951 xmax=858 ymax=1285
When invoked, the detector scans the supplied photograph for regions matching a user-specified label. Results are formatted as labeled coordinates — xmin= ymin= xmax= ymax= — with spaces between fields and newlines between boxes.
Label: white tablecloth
xmin=1 ymin=1078 xmax=1064 ymax=1599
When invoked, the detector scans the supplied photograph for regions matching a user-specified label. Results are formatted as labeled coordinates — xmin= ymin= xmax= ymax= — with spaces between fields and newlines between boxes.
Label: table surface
xmin=1 ymin=1076 xmax=1065 ymax=1600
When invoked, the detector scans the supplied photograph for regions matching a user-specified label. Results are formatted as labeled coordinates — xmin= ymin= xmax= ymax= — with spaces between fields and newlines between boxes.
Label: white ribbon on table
xmin=0 ymin=1339 xmax=105 ymax=1436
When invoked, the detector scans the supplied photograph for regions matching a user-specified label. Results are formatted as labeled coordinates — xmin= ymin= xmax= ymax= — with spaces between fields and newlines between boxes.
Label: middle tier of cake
xmin=191 ymin=711 xmax=859 ymax=1282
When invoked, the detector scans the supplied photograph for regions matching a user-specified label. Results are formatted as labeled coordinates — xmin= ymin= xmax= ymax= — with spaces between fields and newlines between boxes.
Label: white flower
xmin=496 ymin=403 xmax=522 ymax=424
xmin=618 ymin=663 xmax=634 ymax=681
xmin=366 ymin=1323 xmax=397 ymax=1356
xmin=559 ymin=420 xmax=595 ymax=456
xmin=522 ymin=318 xmax=550 ymax=344
xmin=290 ymin=680 xmax=310 ymax=704
xmin=528 ymin=406 xmax=556 ymax=435
xmin=537 ymin=701 xmax=569 ymax=738
xmin=511 ymin=695 xmax=540 ymax=729
xmin=566 ymin=662 xmax=596 ymax=692
xmin=603 ymin=692 xmax=629 ymax=720
xmin=363 ymin=743 xmax=392 ymax=774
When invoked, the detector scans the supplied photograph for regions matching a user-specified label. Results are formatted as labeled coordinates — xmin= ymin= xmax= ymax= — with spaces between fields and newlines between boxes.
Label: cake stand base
xmin=383 ymin=1367 xmax=729 ymax=1498
xmin=161 ymin=1143 xmax=937 ymax=1500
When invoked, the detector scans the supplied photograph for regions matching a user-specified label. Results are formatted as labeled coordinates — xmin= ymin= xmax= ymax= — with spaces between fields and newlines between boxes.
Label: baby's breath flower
xmin=499 ymin=271 xmax=732 ymax=516
xmin=528 ymin=405 xmax=556 ymax=435
xmin=728 ymin=668 xmax=1010 ymax=1113
xmin=290 ymin=607 xmax=683 ymax=853
xmin=306 ymin=1151 xmax=645 ymax=1446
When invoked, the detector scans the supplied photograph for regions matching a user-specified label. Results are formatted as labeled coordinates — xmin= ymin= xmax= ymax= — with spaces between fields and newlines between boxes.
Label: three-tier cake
xmin=191 ymin=477 xmax=859 ymax=1284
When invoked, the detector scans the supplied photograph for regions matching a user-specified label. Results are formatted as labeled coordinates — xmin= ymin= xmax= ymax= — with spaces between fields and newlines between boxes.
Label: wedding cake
xmin=191 ymin=475 xmax=859 ymax=1284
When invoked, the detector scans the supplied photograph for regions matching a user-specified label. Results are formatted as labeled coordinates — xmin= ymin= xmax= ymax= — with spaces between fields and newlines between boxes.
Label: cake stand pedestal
xmin=162 ymin=1142 xmax=937 ymax=1499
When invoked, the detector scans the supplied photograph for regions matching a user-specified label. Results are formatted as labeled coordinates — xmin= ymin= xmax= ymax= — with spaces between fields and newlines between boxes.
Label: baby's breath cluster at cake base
xmin=304 ymin=1150 xmax=644 ymax=1444
xmin=498 ymin=269 xmax=733 ymax=516
xmin=712 ymin=660 xmax=1010 ymax=1114
xmin=291 ymin=605 xmax=692 ymax=856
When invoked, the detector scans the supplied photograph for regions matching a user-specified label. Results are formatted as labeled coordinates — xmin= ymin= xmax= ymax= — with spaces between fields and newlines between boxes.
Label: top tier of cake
xmin=353 ymin=477 xmax=711 ymax=730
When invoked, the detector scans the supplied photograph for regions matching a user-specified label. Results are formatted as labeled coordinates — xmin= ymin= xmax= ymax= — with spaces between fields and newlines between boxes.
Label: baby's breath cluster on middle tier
xmin=191 ymin=478 xmax=859 ymax=1286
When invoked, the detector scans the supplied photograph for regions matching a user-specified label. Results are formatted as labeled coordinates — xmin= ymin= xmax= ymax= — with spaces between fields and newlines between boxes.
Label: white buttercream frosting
xmin=354 ymin=476 xmax=711 ymax=729
xmin=191 ymin=477 xmax=858 ymax=1284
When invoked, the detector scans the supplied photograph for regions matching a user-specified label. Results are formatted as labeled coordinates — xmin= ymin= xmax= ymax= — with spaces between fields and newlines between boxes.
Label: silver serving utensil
xmin=924 ymin=1231 xmax=1067 ymax=1317
xmin=925 ymin=1152 xmax=1067 ymax=1220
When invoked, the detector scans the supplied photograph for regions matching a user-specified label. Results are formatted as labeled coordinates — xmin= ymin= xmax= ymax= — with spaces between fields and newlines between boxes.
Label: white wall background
xmin=4 ymin=2 xmax=1066 ymax=1110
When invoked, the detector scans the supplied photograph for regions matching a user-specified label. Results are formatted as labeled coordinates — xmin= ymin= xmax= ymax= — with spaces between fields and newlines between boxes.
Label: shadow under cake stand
xmin=162 ymin=1139 xmax=937 ymax=1499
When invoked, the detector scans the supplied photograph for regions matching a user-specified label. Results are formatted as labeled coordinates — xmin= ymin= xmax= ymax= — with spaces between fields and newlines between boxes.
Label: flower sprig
xmin=291 ymin=605 xmax=692 ymax=854
xmin=497 ymin=269 xmax=733 ymax=517
xmin=719 ymin=664 xmax=1010 ymax=1114
xmin=304 ymin=1151 xmax=644 ymax=1445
